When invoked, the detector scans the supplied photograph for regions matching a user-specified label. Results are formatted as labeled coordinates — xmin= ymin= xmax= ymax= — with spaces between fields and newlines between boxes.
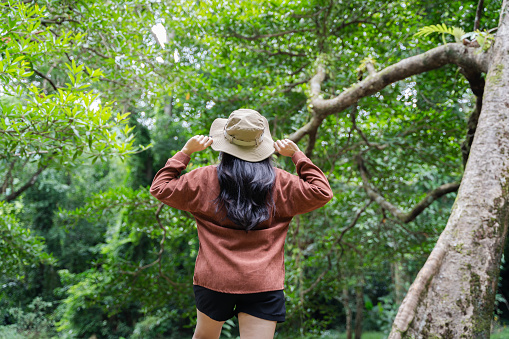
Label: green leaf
xmin=414 ymin=24 xmax=465 ymax=43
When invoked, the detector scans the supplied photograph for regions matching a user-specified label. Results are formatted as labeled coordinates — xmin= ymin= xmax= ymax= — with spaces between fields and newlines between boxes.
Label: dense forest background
xmin=1 ymin=0 xmax=508 ymax=338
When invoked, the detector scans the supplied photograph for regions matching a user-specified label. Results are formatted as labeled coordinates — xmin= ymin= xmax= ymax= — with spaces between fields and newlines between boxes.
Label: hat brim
xmin=209 ymin=117 xmax=275 ymax=162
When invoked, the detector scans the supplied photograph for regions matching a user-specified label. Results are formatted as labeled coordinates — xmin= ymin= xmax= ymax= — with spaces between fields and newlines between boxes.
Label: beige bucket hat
xmin=209 ymin=109 xmax=275 ymax=162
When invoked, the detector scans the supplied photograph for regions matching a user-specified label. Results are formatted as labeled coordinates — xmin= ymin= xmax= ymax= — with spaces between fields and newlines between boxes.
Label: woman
xmin=150 ymin=109 xmax=333 ymax=339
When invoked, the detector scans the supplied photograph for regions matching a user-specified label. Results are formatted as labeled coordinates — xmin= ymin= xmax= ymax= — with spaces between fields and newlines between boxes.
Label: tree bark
xmin=354 ymin=277 xmax=364 ymax=339
xmin=342 ymin=286 xmax=353 ymax=339
xmin=389 ymin=2 xmax=509 ymax=337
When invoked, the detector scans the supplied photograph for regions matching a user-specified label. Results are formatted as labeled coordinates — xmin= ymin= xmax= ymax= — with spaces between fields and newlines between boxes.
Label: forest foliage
xmin=0 ymin=0 xmax=506 ymax=338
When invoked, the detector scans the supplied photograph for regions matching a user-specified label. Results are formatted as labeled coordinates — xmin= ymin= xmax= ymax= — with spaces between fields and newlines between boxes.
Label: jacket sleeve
xmin=274 ymin=151 xmax=333 ymax=217
xmin=149 ymin=151 xmax=206 ymax=212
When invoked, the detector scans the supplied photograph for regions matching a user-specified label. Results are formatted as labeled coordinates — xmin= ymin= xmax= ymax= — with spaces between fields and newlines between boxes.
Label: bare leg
xmin=238 ymin=312 xmax=277 ymax=339
xmin=192 ymin=309 xmax=225 ymax=339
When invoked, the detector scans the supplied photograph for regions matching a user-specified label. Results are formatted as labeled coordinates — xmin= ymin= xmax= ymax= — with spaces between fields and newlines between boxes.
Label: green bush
xmin=0 ymin=297 xmax=56 ymax=339
xmin=131 ymin=309 xmax=184 ymax=339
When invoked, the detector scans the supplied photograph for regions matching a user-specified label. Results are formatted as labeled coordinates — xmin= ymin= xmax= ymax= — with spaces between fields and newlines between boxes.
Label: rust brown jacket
xmin=150 ymin=151 xmax=333 ymax=293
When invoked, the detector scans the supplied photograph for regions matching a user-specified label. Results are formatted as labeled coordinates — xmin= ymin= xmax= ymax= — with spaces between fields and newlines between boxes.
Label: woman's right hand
xmin=274 ymin=139 xmax=300 ymax=157
xmin=181 ymin=135 xmax=213 ymax=156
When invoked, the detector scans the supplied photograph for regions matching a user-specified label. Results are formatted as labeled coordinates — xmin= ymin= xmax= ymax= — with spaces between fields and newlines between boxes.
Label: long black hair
xmin=216 ymin=152 xmax=276 ymax=231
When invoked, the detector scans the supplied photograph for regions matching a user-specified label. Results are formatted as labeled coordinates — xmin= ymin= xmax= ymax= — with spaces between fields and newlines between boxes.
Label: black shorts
xmin=193 ymin=285 xmax=286 ymax=323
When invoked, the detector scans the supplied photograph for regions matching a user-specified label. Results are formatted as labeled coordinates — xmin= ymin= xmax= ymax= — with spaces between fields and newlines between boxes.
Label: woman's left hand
xmin=181 ymin=135 xmax=213 ymax=156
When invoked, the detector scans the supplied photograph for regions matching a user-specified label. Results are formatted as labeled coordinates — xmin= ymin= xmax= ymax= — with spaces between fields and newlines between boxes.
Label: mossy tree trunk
xmin=389 ymin=2 xmax=509 ymax=338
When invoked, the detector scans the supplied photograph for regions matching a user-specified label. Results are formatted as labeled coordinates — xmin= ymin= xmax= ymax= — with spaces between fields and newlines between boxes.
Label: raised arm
xmin=273 ymin=139 xmax=333 ymax=216
xmin=149 ymin=135 xmax=213 ymax=211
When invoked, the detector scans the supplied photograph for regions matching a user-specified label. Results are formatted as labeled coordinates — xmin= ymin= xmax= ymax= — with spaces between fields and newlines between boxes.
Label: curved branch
xmin=314 ymin=43 xmax=489 ymax=116
xmin=82 ymin=46 xmax=112 ymax=59
xmin=355 ymin=154 xmax=460 ymax=223
xmin=33 ymin=69 xmax=58 ymax=91
xmin=282 ymin=78 xmax=310 ymax=93
xmin=4 ymin=163 xmax=49 ymax=202
xmin=291 ymin=43 xmax=491 ymax=151
xmin=460 ymin=87 xmax=484 ymax=167
xmin=288 ymin=64 xmax=325 ymax=144
xmin=351 ymin=105 xmax=388 ymax=150
xmin=41 ymin=17 xmax=81 ymax=25
xmin=310 ymin=64 xmax=326 ymax=97
xmin=289 ymin=62 xmax=311 ymax=76
xmin=334 ymin=199 xmax=373 ymax=247
xmin=289 ymin=115 xmax=324 ymax=143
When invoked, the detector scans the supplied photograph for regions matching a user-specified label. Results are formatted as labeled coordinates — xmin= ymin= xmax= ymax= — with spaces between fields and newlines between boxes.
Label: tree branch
xmin=309 ymin=64 xmax=326 ymax=98
xmin=314 ymin=43 xmax=489 ymax=116
xmin=334 ymin=199 xmax=373 ymax=247
xmin=291 ymin=63 xmax=326 ymax=151
xmin=355 ymin=154 xmax=460 ymax=223
xmin=351 ymin=105 xmax=388 ymax=151
xmin=82 ymin=46 xmax=112 ymax=59
xmin=288 ymin=62 xmax=310 ymax=76
xmin=41 ymin=16 xmax=81 ymax=25
xmin=4 ymin=163 xmax=49 ymax=202
xmin=289 ymin=115 xmax=325 ymax=145
xmin=365 ymin=61 xmax=377 ymax=76
xmin=474 ymin=0 xmax=485 ymax=31
xmin=290 ymin=43 xmax=491 ymax=151
xmin=281 ymin=78 xmax=310 ymax=93
xmin=33 ymin=69 xmax=58 ymax=91
xmin=302 ymin=269 xmax=328 ymax=295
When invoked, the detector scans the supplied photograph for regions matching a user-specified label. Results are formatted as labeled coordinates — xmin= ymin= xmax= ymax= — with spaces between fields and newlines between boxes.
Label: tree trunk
xmin=354 ymin=278 xmax=364 ymax=339
xmin=389 ymin=3 xmax=509 ymax=338
xmin=392 ymin=261 xmax=406 ymax=305
xmin=343 ymin=286 xmax=353 ymax=339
